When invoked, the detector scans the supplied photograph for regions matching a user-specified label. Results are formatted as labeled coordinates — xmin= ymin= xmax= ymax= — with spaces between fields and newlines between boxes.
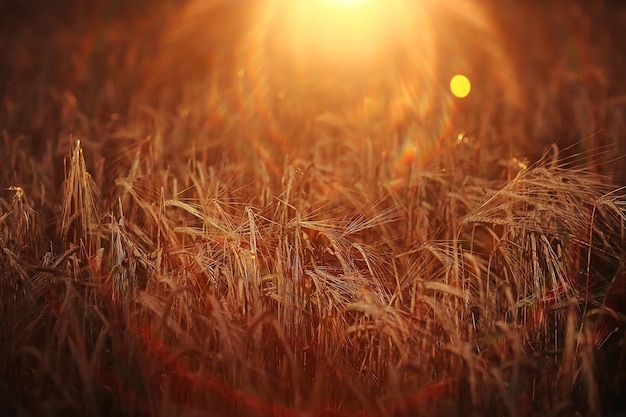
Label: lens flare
xmin=450 ymin=74 xmax=471 ymax=98
xmin=326 ymin=0 xmax=365 ymax=5
xmin=275 ymin=0 xmax=419 ymax=68
xmin=158 ymin=0 xmax=521 ymax=176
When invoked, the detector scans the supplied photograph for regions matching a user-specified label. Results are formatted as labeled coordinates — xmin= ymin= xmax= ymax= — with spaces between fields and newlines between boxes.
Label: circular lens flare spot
xmin=450 ymin=74 xmax=471 ymax=98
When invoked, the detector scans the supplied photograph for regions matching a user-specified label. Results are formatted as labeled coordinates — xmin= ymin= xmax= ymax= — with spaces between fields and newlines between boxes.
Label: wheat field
xmin=1 ymin=1 xmax=625 ymax=416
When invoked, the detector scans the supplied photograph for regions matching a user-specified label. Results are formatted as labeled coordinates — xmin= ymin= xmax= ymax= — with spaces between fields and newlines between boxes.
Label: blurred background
xmin=1 ymin=0 xmax=625 ymax=182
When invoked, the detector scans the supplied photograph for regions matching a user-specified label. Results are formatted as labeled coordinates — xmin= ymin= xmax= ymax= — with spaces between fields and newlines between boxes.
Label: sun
xmin=325 ymin=0 xmax=365 ymax=5
xmin=273 ymin=0 xmax=422 ymax=68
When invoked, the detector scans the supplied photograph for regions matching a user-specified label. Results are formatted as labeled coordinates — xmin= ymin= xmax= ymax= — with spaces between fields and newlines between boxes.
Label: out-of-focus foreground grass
xmin=0 ymin=1 xmax=625 ymax=416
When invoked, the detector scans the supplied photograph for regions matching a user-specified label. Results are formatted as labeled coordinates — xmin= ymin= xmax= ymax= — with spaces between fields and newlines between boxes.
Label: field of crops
xmin=1 ymin=1 xmax=625 ymax=416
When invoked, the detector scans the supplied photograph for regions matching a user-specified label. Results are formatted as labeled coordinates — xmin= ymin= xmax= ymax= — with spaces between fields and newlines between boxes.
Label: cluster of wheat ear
xmin=1 ymin=2 xmax=626 ymax=416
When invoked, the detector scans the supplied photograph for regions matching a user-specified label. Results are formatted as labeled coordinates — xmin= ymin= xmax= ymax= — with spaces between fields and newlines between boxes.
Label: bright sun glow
xmin=277 ymin=0 xmax=418 ymax=67
xmin=325 ymin=0 xmax=365 ymax=5
xmin=450 ymin=74 xmax=471 ymax=98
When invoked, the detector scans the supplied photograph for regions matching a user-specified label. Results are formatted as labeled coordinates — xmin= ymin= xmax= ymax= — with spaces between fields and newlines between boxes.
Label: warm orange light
xmin=324 ymin=0 xmax=364 ymax=5
xmin=276 ymin=0 xmax=419 ymax=68
xmin=450 ymin=74 xmax=471 ymax=98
